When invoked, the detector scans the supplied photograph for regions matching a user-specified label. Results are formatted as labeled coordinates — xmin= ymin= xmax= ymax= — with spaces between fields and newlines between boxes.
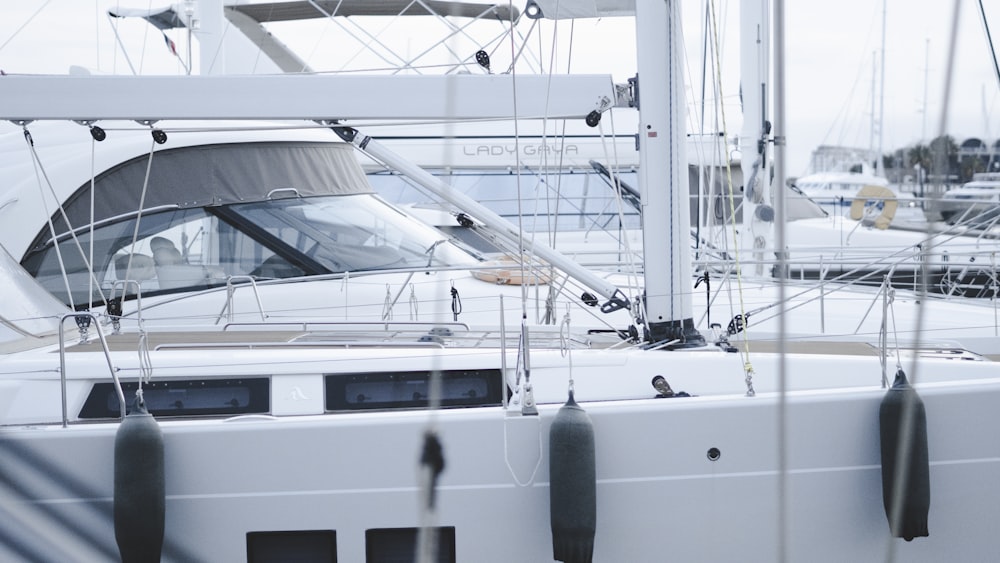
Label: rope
xmin=409 ymin=284 xmax=419 ymax=321
xmin=708 ymin=0 xmax=756 ymax=395
xmin=382 ymin=284 xmax=393 ymax=321
xmin=25 ymin=128 xmax=75 ymax=310
xmin=0 ymin=0 xmax=53 ymax=53
xmin=120 ymin=135 xmax=158 ymax=294
xmin=450 ymin=282 xmax=462 ymax=321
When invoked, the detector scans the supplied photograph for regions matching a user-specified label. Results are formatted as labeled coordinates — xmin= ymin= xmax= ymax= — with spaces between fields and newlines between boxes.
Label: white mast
xmin=635 ymin=0 xmax=704 ymax=347
xmin=739 ymin=0 xmax=774 ymax=277
xmin=191 ymin=0 xmax=225 ymax=75
xmin=876 ymin=0 xmax=887 ymax=177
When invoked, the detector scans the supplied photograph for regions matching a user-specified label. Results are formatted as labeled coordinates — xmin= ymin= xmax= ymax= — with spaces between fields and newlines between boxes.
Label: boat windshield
xmin=22 ymin=194 xmax=479 ymax=307
xmin=223 ymin=194 xmax=479 ymax=274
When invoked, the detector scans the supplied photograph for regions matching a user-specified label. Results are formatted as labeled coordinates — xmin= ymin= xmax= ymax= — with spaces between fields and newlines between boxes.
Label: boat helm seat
xmin=114 ymin=253 xmax=156 ymax=281
xmin=153 ymin=247 xmax=184 ymax=266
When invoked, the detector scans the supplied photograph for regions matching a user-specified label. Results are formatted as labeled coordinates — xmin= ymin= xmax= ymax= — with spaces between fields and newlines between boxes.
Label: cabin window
xmin=365 ymin=527 xmax=455 ymax=563
xmin=79 ymin=378 xmax=269 ymax=419
xmin=325 ymin=370 xmax=502 ymax=412
xmin=247 ymin=530 xmax=336 ymax=563
xmin=21 ymin=208 xmax=278 ymax=306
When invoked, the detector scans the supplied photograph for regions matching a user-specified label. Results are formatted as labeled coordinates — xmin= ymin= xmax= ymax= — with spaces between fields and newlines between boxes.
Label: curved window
xmin=22 ymin=194 xmax=479 ymax=307
xmin=224 ymin=195 xmax=478 ymax=274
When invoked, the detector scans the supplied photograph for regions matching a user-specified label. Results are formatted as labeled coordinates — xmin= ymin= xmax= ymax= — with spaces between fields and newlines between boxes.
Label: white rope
xmin=120 ymin=135 xmax=158 ymax=291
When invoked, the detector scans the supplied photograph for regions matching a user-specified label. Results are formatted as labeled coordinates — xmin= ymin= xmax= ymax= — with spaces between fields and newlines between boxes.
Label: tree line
xmin=881 ymin=135 xmax=1000 ymax=184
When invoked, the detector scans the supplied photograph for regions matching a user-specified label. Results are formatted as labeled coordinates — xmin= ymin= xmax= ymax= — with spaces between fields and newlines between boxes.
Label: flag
xmin=163 ymin=33 xmax=177 ymax=56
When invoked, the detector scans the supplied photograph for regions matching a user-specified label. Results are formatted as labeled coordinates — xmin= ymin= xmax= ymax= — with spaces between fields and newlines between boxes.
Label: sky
xmin=0 ymin=1 xmax=997 ymax=177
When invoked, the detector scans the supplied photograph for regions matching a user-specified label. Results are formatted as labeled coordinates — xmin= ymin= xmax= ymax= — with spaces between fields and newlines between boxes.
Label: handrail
xmin=218 ymin=276 xmax=267 ymax=324
xmin=153 ymin=340 xmax=447 ymax=351
xmin=222 ymin=320 xmax=471 ymax=332
xmin=266 ymin=187 xmax=301 ymax=199
xmin=58 ymin=312 xmax=125 ymax=427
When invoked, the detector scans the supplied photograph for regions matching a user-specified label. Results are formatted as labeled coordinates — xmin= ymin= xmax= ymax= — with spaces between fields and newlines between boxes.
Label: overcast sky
xmin=0 ymin=1 xmax=997 ymax=176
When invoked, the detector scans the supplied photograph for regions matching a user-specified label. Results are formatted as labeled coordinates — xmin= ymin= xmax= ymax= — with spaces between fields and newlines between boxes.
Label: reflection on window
xmin=227 ymin=195 xmax=478 ymax=273
xmin=366 ymin=527 xmax=455 ymax=563
xmin=21 ymin=194 xmax=480 ymax=307
xmin=22 ymin=208 xmax=282 ymax=306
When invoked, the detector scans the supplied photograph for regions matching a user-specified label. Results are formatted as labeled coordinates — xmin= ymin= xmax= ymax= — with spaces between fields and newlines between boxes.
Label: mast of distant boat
xmin=740 ymin=0 xmax=775 ymax=277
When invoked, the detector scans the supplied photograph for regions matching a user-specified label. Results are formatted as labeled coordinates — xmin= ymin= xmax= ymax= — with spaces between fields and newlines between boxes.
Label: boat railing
xmin=58 ymin=312 xmax=125 ymax=427
xmin=218 ymin=275 xmax=267 ymax=324
xmin=222 ymin=320 xmax=472 ymax=333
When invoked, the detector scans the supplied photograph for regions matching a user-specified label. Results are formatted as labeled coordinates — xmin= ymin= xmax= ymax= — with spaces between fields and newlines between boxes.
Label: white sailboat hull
xmin=3 ymin=344 xmax=999 ymax=561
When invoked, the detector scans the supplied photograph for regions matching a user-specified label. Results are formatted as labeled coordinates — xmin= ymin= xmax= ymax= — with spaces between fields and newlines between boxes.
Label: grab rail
xmin=58 ymin=312 xmax=125 ymax=427
xmin=217 ymin=276 xmax=267 ymax=324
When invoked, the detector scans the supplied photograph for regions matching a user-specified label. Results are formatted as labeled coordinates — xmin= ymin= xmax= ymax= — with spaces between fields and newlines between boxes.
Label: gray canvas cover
xmin=45 ymin=141 xmax=373 ymax=244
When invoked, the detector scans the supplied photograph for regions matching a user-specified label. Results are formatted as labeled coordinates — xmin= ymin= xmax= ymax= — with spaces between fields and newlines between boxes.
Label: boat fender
xmin=850 ymin=185 xmax=897 ymax=230
xmin=879 ymin=368 xmax=930 ymax=541
xmin=549 ymin=391 xmax=596 ymax=563
xmin=114 ymin=397 xmax=165 ymax=562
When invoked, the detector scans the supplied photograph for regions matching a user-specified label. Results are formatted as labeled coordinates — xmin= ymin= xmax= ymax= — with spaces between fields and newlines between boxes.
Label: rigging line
xmin=886 ymin=11 xmax=960 ymax=563
xmin=23 ymin=128 xmax=110 ymax=308
xmin=505 ymin=6 xmax=528 ymax=323
xmin=541 ymin=15 xmax=570 ymax=247
xmin=413 ymin=0 xmax=510 ymax=71
xmin=342 ymin=5 xmax=427 ymax=74
xmin=597 ymin=114 xmax=644 ymax=325
xmin=708 ymin=0 xmax=754 ymax=371
xmin=977 ymin=0 xmax=1000 ymax=92
xmin=106 ymin=13 xmax=139 ymax=75
xmin=0 ymin=0 xmax=53 ymax=53
xmin=912 ymin=0 xmax=961 ymax=378
xmin=503 ymin=14 xmax=541 ymax=74
xmin=89 ymin=137 xmax=96 ymax=309
xmin=25 ymin=133 xmax=74 ymax=311
xmin=533 ymin=11 xmax=572 ymax=324
xmin=202 ymin=0 xmax=239 ymax=75
xmin=122 ymin=137 xmax=158 ymax=291
xmin=137 ymin=0 xmax=154 ymax=74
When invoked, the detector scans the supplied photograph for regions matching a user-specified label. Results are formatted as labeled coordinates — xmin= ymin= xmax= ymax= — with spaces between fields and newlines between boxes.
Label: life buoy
xmin=849 ymin=185 xmax=897 ymax=230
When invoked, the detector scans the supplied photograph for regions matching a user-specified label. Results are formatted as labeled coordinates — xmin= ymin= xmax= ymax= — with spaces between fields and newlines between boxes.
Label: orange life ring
xmin=849 ymin=185 xmax=897 ymax=230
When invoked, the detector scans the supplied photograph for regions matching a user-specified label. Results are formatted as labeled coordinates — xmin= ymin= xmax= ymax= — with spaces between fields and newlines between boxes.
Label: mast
xmin=876 ymin=0 xmax=887 ymax=177
xmin=192 ymin=0 xmax=225 ymax=74
xmin=635 ymin=0 xmax=705 ymax=347
xmin=740 ymin=0 xmax=774 ymax=277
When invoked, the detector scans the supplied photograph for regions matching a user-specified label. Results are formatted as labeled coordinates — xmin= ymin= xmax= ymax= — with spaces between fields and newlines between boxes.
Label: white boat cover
xmin=0 ymin=243 xmax=67 ymax=343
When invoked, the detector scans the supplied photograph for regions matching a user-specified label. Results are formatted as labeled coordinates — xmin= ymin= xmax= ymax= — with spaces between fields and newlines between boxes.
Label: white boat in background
xmin=793 ymin=167 xmax=927 ymax=228
xmin=2 ymin=2 xmax=1000 ymax=563
xmin=936 ymin=172 xmax=1000 ymax=225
